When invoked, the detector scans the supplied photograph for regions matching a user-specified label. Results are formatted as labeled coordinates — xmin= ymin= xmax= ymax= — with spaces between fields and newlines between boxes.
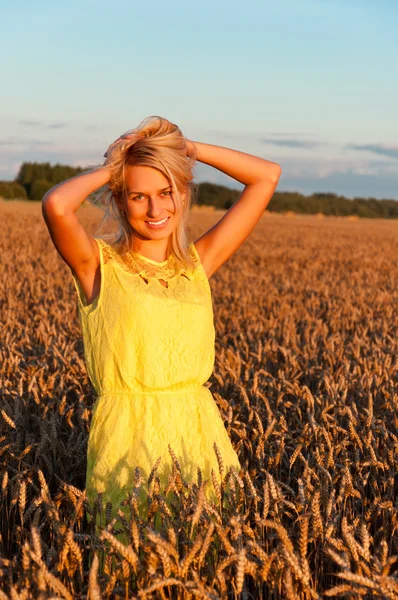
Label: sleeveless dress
xmin=70 ymin=237 xmax=241 ymax=535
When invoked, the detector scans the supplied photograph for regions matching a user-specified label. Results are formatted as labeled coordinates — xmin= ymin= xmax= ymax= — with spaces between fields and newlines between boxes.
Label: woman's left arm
xmin=188 ymin=140 xmax=282 ymax=278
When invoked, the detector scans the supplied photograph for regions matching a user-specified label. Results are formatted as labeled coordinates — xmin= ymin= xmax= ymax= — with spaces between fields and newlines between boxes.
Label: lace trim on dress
xmin=96 ymin=238 xmax=200 ymax=282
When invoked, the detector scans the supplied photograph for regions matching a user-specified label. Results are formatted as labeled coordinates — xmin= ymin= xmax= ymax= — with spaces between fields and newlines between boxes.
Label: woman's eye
xmin=133 ymin=191 xmax=171 ymax=200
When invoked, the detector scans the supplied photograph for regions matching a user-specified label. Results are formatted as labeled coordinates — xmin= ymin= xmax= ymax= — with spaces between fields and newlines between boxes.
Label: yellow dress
xmin=71 ymin=237 xmax=241 ymax=535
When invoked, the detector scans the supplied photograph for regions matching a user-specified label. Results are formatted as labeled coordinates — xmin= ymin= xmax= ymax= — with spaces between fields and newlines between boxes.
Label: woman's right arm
xmin=42 ymin=166 xmax=111 ymax=276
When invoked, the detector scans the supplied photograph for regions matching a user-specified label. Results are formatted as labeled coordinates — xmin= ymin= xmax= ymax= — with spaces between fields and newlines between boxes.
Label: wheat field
xmin=0 ymin=199 xmax=397 ymax=599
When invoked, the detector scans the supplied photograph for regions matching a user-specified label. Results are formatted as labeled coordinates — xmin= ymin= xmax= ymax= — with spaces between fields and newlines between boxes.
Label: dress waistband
xmin=97 ymin=384 xmax=206 ymax=397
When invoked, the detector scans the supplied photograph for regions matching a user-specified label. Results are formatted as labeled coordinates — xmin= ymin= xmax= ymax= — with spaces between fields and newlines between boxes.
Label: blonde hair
xmin=87 ymin=115 xmax=199 ymax=270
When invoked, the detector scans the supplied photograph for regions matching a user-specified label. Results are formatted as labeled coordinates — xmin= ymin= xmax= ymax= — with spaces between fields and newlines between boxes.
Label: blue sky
xmin=1 ymin=0 xmax=397 ymax=199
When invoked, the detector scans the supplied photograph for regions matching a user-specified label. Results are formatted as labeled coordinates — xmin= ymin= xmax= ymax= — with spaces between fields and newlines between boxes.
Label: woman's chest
xmin=95 ymin=267 xmax=212 ymax=341
xmin=105 ymin=263 xmax=211 ymax=311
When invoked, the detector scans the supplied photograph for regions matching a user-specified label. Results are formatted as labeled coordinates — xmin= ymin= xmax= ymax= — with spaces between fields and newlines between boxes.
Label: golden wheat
xmin=1 ymin=201 xmax=397 ymax=598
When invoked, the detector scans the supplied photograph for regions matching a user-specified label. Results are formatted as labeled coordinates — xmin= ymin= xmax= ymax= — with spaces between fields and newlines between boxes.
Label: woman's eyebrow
xmin=128 ymin=186 xmax=172 ymax=195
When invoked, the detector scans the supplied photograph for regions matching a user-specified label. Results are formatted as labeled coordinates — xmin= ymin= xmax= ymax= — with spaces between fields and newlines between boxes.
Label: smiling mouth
xmin=146 ymin=217 xmax=170 ymax=226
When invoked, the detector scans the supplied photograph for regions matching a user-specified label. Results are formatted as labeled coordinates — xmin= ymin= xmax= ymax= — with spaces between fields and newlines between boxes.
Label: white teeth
xmin=147 ymin=217 xmax=168 ymax=225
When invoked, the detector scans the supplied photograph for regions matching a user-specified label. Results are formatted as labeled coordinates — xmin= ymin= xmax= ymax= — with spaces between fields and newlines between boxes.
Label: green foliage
xmin=15 ymin=161 xmax=85 ymax=199
xmin=30 ymin=179 xmax=54 ymax=200
xmin=267 ymin=191 xmax=398 ymax=218
xmin=196 ymin=185 xmax=398 ymax=219
xmin=197 ymin=182 xmax=240 ymax=209
xmin=0 ymin=181 xmax=28 ymax=199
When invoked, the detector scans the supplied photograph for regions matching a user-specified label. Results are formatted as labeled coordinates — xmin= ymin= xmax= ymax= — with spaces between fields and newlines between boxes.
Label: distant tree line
xmin=269 ymin=191 xmax=398 ymax=219
xmin=1 ymin=161 xmax=397 ymax=219
xmin=193 ymin=183 xmax=398 ymax=219
xmin=0 ymin=162 xmax=85 ymax=201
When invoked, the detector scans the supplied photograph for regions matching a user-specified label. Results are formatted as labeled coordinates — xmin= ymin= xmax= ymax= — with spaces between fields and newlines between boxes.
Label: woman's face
xmin=119 ymin=165 xmax=185 ymax=241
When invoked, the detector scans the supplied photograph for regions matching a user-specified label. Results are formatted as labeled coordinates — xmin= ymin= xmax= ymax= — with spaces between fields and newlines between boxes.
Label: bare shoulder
xmin=41 ymin=200 xmax=104 ymax=305
xmin=71 ymin=238 xmax=101 ymax=306
xmin=42 ymin=199 xmax=101 ymax=276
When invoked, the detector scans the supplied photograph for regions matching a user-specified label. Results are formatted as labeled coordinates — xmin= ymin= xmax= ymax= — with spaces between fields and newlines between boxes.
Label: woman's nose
xmin=147 ymin=198 xmax=165 ymax=217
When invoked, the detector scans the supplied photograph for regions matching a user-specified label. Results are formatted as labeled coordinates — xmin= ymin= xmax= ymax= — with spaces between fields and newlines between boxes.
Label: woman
xmin=42 ymin=115 xmax=282 ymax=538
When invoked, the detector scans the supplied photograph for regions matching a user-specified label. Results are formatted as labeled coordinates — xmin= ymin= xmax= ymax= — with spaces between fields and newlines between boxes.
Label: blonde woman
xmin=42 ymin=116 xmax=282 ymax=538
